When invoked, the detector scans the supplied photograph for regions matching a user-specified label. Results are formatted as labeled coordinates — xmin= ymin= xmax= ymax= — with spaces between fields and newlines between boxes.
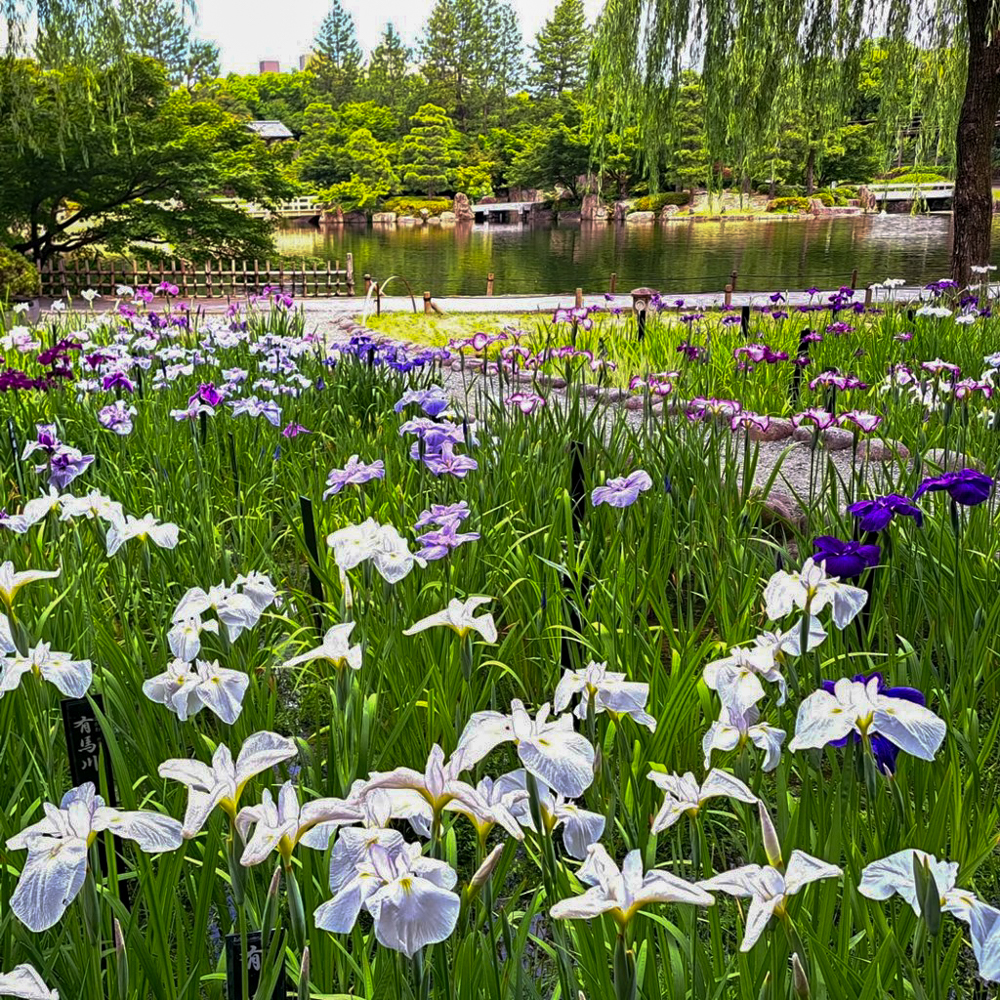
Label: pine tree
xmin=529 ymin=0 xmax=589 ymax=98
xmin=400 ymin=103 xmax=458 ymax=195
xmin=669 ymin=71 xmax=709 ymax=193
xmin=480 ymin=2 xmax=522 ymax=124
xmin=127 ymin=0 xmax=191 ymax=85
xmin=183 ymin=40 xmax=221 ymax=87
xmin=313 ymin=0 xmax=363 ymax=102
xmin=364 ymin=23 xmax=411 ymax=112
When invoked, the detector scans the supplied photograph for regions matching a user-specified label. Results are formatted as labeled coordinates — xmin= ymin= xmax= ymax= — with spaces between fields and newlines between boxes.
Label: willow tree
xmin=591 ymin=0 xmax=996 ymax=284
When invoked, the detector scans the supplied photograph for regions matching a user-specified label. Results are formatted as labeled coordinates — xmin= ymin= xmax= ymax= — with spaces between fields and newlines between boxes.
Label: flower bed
xmin=0 ymin=274 xmax=999 ymax=999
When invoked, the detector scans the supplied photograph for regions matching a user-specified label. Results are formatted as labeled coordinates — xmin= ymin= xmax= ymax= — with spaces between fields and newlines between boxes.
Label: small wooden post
xmin=487 ymin=272 xmax=495 ymax=296
xmin=325 ymin=260 xmax=332 ymax=297
xmin=575 ymin=287 xmax=583 ymax=309
xmin=724 ymin=284 xmax=733 ymax=307
xmin=609 ymin=272 xmax=617 ymax=294
xmin=346 ymin=252 xmax=354 ymax=295
xmin=730 ymin=269 xmax=738 ymax=292
xmin=253 ymin=259 xmax=260 ymax=294
xmin=374 ymin=282 xmax=381 ymax=317
xmin=850 ymin=267 xmax=859 ymax=290
xmin=205 ymin=259 xmax=213 ymax=299
xmin=423 ymin=292 xmax=432 ymax=314
xmin=864 ymin=285 xmax=873 ymax=309
xmin=364 ymin=273 xmax=372 ymax=295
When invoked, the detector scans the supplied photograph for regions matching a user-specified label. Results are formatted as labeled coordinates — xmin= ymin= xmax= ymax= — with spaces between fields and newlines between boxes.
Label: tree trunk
xmin=805 ymin=148 xmax=816 ymax=195
xmin=952 ymin=0 xmax=1000 ymax=287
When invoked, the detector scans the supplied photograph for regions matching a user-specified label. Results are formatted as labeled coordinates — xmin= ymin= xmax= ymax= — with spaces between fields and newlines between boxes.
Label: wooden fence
xmin=37 ymin=255 xmax=355 ymax=298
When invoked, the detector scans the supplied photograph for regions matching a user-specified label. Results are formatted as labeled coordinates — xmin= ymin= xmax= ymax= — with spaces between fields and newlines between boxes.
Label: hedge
xmin=380 ymin=197 xmax=453 ymax=217
xmin=632 ymin=192 xmax=692 ymax=212
xmin=766 ymin=197 xmax=812 ymax=214
xmin=0 ymin=245 xmax=40 ymax=301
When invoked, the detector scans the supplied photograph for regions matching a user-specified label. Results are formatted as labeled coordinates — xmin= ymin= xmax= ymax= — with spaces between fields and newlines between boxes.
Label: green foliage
xmin=667 ymin=71 xmax=709 ymax=192
xmin=454 ymin=162 xmax=495 ymax=200
xmin=0 ymin=244 xmax=39 ymax=300
xmin=125 ymin=0 xmax=220 ymax=87
xmin=0 ymin=57 xmax=289 ymax=265
xmin=297 ymin=102 xmax=400 ymax=189
xmin=400 ymin=104 xmax=459 ymax=196
xmin=528 ymin=0 xmax=590 ymax=97
xmin=632 ymin=191 xmax=690 ymax=211
xmin=879 ymin=170 xmax=953 ymax=184
xmin=510 ymin=93 xmax=591 ymax=199
xmin=381 ymin=196 xmax=454 ymax=216
xmin=766 ymin=196 xmax=812 ymax=213
xmin=321 ymin=128 xmax=398 ymax=212
xmin=362 ymin=23 xmax=412 ymax=113
xmin=312 ymin=0 xmax=362 ymax=102
xmin=420 ymin=0 xmax=523 ymax=131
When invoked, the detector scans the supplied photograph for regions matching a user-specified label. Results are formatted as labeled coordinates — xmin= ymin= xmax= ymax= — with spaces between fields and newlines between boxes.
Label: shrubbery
xmin=0 ymin=245 xmax=40 ymax=301
xmin=766 ymin=196 xmax=812 ymax=213
xmin=381 ymin=197 xmax=453 ymax=217
xmin=632 ymin=191 xmax=691 ymax=212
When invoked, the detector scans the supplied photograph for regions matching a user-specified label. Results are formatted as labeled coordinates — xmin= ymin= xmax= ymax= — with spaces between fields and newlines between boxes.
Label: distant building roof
xmin=247 ymin=120 xmax=294 ymax=140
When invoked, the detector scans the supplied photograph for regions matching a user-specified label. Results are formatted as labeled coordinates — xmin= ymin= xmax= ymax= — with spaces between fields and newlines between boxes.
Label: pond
xmin=273 ymin=213 xmax=999 ymax=297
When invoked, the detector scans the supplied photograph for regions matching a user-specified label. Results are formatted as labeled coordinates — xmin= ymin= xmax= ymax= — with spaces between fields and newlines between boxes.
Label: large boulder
xmin=581 ymin=193 xmax=601 ymax=220
xmin=613 ymin=201 xmax=631 ymax=221
xmin=439 ymin=211 xmax=457 ymax=223
xmin=453 ymin=193 xmax=474 ymax=222
xmin=319 ymin=207 xmax=343 ymax=226
xmin=625 ymin=211 xmax=656 ymax=225
xmin=371 ymin=212 xmax=397 ymax=224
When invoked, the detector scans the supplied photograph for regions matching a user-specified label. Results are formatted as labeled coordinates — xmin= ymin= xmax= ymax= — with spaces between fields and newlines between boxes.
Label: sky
xmin=192 ymin=0 xmax=606 ymax=75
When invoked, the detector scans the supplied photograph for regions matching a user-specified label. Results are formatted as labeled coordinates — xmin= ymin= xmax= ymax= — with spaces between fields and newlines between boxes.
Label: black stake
xmin=740 ymin=305 xmax=751 ymax=338
xmin=7 ymin=418 xmax=24 ymax=497
xmin=299 ymin=495 xmax=325 ymax=632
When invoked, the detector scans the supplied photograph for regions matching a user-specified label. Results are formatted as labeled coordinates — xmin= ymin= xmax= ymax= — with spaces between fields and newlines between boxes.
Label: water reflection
xmin=273 ymin=214 xmax=993 ymax=296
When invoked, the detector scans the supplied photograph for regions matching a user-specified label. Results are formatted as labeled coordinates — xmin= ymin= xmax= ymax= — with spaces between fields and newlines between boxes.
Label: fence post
xmin=730 ymin=269 xmax=738 ymax=292
xmin=575 ymin=287 xmax=583 ymax=309
xmin=346 ymin=252 xmax=354 ymax=295
xmin=724 ymin=284 xmax=733 ymax=307
xmin=864 ymin=285 xmax=873 ymax=309
xmin=486 ymin=272 xmax=495 ymax=296
xmin=364 ymin=273 xmax=372 ymax=295
xmin=609 ymin=272 xmax=617 ymax=294
xmin=423 ymin=292 xmax=432 ymax=314
xmin=851 ymin=267 xmax=858 ymax=290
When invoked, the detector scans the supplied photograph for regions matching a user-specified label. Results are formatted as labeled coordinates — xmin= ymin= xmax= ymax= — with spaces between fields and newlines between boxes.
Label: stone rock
xmin=594 ymin=204 xmax=610 ymax=221
xmin=538 ymin=375 xmax=567 ymax=389
xmin=397 ymin=215 xmax=419 ymax=225
xmin=660 ymin=204 xmax=681 ymax=219
xmin=426 ymin=216 xmax=441 ymax=225
xmin=343 ymin=210 xmax=367 ymax=224
xmin=453 ymin=193 xmax=474 ymax=222
xmin=371 ymin=212 xmax=397 ymax=224
xmin=558 ymin=210 xmax=581 ymax=223
xmin=861 ymin=439 xmax=910 ymax=463
xmin=748 ymin=417 xmax=794 ymax=442
xmin=922 ymin=448 xmax=981 ymax=472
xmin=581 ymin=193 xmax=601 ymax=220
xmin=757 ymin=489 xmax=808 ymax=530
xmin=792 ymin=426 xmax=855 ymax=450
xmin=439 ymin=211 xmax=457 ymax=223
xmin=625 ymin=211 xmax=656 ymax=225
xmin=613 ymin=201 xmax=631 ymax=221
xmin=597 ymin=388 xmax=628 ymax=403
xmin=318 ymin=207 xmax=343 ymax=226
xmin=582 ymin=384 xmax=601 ymax=398
xmin=420 ymin=209 xmax=430 ymax=219
xmin=624 ymin=395 xmax=647 ymax=411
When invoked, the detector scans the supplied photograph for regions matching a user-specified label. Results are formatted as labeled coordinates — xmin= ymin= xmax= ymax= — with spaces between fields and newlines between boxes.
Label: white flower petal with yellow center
xmin=403 ymin=597 xmax=497 ymax=643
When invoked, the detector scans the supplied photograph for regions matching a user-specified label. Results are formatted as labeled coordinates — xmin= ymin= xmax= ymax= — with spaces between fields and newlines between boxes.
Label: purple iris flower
xmin=591 ymin=470 xmax=653 ymax=508
xmin=812 ymin=536 xmax=880 ymax=578
xmin=415 ymin=501 xmax=471 ymax=530
xmin=47 ymin=448 xmax=95 ymax=489
xmin=913 ymin=469 xmax=993 ymax=507
xmin=102 ymin=371 xmax=135 ymax=393
xmin=394 ymin=388 xmax=451 ymax=418
xmin=821 ymin=673 xmax=926 ymax=774
xmin=323 ymin=456 xmax=385 ymax=498
xmin=847 ymin=494 xmax=923 ymax=532
xmin=190 ymin=383 xmax=222 ymax=407
xmin=415 ymin=521 xmax=480 ymax=561
xmin=281 ymin=423 xmax=310 ymax=438
xmin=421 ymin=445 xmax=478 ymax=478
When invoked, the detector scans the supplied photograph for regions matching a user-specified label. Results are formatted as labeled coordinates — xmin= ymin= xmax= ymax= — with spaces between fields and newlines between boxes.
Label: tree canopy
xmin=0 ymin=57 xmax=290 ymax=264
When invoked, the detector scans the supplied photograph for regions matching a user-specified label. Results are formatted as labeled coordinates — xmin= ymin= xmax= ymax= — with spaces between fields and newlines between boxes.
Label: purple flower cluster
xmin=414 ymin=501 xmax=479 ymax=560
xmin=400 ymin=417 xmax=478 ymax=479
xmin=591 ymin=469 xmax=653 ymax=508
xmin=812 ymin=536 xmax=880 ymax=578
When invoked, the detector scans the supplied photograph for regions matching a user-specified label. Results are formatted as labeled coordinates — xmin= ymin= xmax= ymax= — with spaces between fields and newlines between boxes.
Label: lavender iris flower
xmin=913 ymin=469 xmax=993 ymax=507
xmin=421 ymin=445 xmax=478 ymax=478
xmin=190 ymin=383 xmax=222 ymax=407
xmin=591 ymin=470 xmax=653 ymax=508
xmin=98 ymin=402 xmax=137 ymax=436
xmin=812 ymin=536 xmax=880 ymax=579
xmin=47 ymin=448 xmax=95 ymax=490
xmin=415 ymin=521 xmax=481 ymax=561
xmin=847 ymin=495 xmax=923 ymax=532
xmin=414 ymin=502 xmax=471 ymax=530
xmin=820 ymin=673 xmax=926 ymax=774
xmin=323 ymin=456 xmax=385 ymax=498
xmin=281 ymin=423 xmax=310 ymax=438
xmin=395 ymin=388 xmax=451 ymax=418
